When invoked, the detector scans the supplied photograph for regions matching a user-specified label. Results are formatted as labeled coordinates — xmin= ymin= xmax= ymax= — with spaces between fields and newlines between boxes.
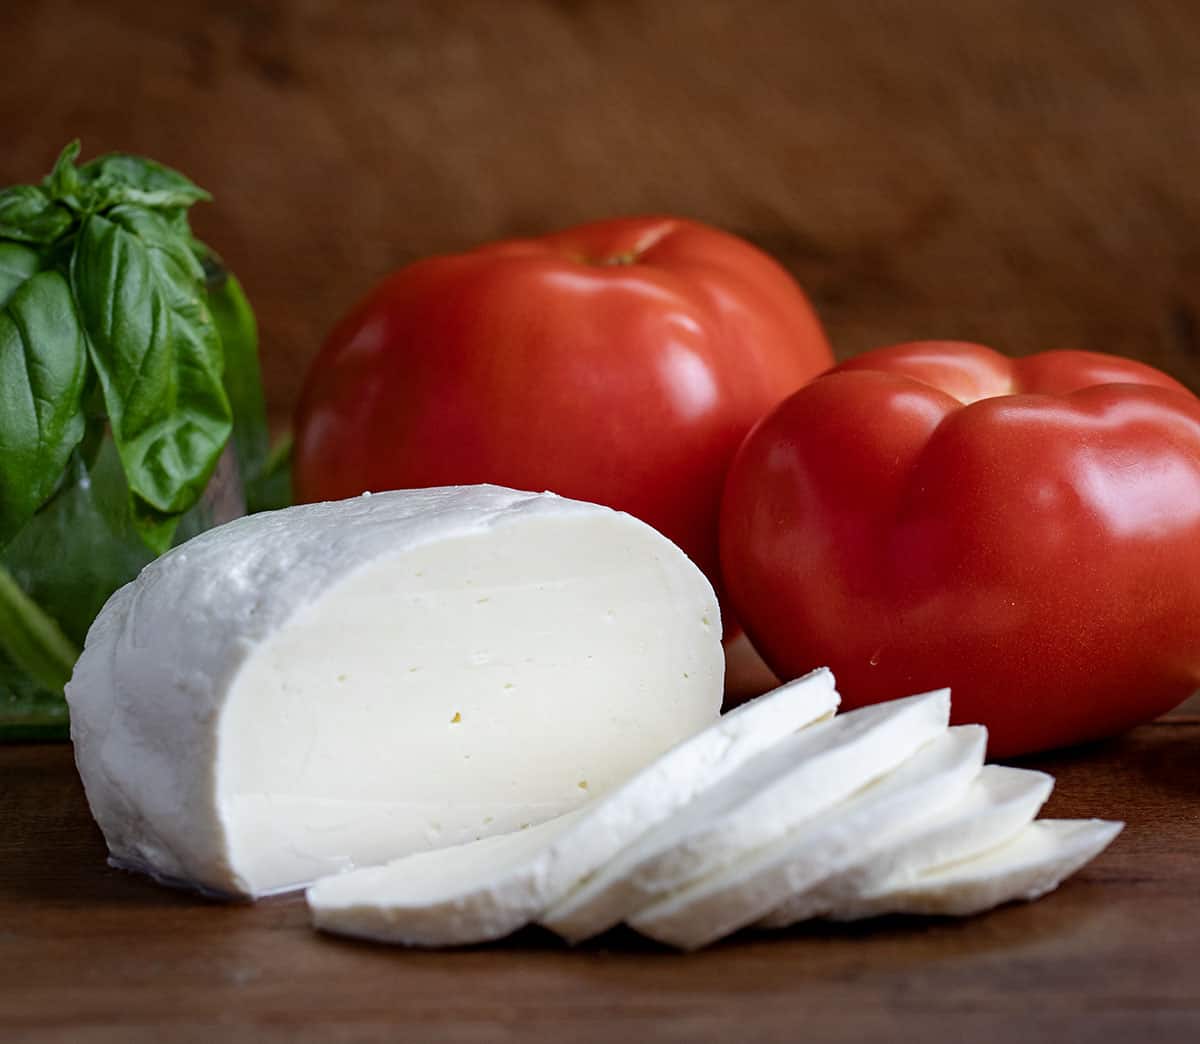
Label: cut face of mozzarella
xmin=67 ymin=486 xmax=724 ymax=898
xmin=759 ymin=764 xmax=1053 ymax=929
xmin=628 ymin=724 xmax=986 ymax=950
xmin=541 ymin=689 xmax=950 ymax=944
xmin=826 ymin=819 xmax=1123 ymax=921
xmin=307 ymin=670 xmax=840 ymax=946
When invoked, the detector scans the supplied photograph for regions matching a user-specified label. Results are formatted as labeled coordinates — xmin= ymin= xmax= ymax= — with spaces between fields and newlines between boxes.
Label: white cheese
xmin=310 ymin=813 xmax=585 ymax=946
xmin=826 ymin=818 xmax=1123 ymax=920
xmin=66 ymin=485 xmax=724 ymax=899
xmin=306 ymin=670 xmax=839 ymax=946
xmin=542 ymin=689 xmax=950 ymax=943
xmin=759 ymin=764 xmax=1053 ymax=929
xmin=628 ymin=724 xmax=986 ymax=949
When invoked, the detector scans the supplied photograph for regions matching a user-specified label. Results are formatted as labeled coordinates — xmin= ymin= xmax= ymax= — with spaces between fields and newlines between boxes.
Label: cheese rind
xmin=826 ymin=819 xmax=1123 ymax=920
xmin=542 ymin=689 xmax=950 ymax=943
xmin=67 ymin=485 xmax=723 ymax=898
xmin=305 ymin=670 xmax=839 ymax=946
xmin=628 ymin=724 xmax=986 ymax=950
xmin=759 ymin=764 xmax=1053 ymax=929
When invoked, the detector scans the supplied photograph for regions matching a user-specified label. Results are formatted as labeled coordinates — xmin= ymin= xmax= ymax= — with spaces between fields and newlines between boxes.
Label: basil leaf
xmin=0 ymin=648 xmax=70 ymax=741
xmin=0 ymin=270 xmax=89 ymax=546
xmin=80 ymin=153 xmax=211 ymax=212
xmin=4 ymin=441 xmax=152 ymax=644
xmin=0 ymin=433 xmax=245 ymax=741
xmin=204 ymin=260 xmax=281 ymax=511
xmin=0 ymin=439 xmax=153 ymax=741
xmin=251 ymin=434 xmax=293 ymax=513
xmin=0 ymin=242 xmax=42 ymax=307
xmin=0 ymin=143 xmax=260 ymax=740
xmin=0 ymin=186 xmax=73 ymax=245
xmin=42 ymin=140 xmax=85 ymax=210
xmin=71 ymin=206 xmax=232 ymax=552
xmin=0 ymin=564 xmax=78 ymax=696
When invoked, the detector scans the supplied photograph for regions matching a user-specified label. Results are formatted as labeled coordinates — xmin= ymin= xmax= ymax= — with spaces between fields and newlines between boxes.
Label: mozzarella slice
xmin=827 ymin=819 xmax=1123 ymax=921
xmin=628 ymin=724 xmax=986 ymax=950
xmin=310 ymin=813 xmax=583 ymax=945
xmin=542 ymin=689 xmax=950 ymax=943
xmin=66 ymin=485 xmax=724 ymax=898
xmin=759 ymin=764 xmax=1053 ymax=929
xmin=306 ymin=670 xmax=839 ymax=946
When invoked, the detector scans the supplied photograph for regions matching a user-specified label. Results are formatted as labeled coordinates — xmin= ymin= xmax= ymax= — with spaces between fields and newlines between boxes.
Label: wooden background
xmin=3 ymin=1 xmax=1200 ymax=1040
xmin=5 ymin=0 xmax=1200 ymax=427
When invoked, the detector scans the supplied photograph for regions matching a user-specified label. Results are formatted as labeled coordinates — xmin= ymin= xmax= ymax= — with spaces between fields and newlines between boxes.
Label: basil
xmin=0 ymin=141 xmax=278 ymax=738
xmin=73 ymin=206 xmax=231 ymax=550
xmin=0 ymin=270 xmax=88 ymax=545
xmin=0 ymin=243 xmax=43 ymax=306
xmin=0 ymin=564 xmax=78 ymax=696
xmin=78 ymin=153 xmax=212 ymax=212
xmin=0 ymin=186 xmax=73 ymax=245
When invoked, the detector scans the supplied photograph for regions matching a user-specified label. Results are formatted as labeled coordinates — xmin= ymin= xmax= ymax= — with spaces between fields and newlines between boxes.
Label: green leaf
xmin=71 ymin=206 xmax=232 ymax=552
xmin=252 ymin=435 xmax=293 ymax=513
xmin=0 ymin=563 xmax=79 ymax=695
xmin=204 ymin=260 xmax=283 ymax=511
xmin=0 ymin=648 xmax=70 ymax=741
xmin=0 ymin=439 xmax=155 ymax=742
xmin=0 ymin=242 xmax=42 ymax=307
xmin=42 ymin=140 xmax=84 ymax=209
xmin=0 ymin=144 xmax=256 ymax=740
xmin=3 ymin=440 xmax=153 ymax=646
xmin=0 ymin=185 xmax=74 ymax=245
xmin=0 ymin=434 xmax=247 ymax=740
xmin=80 ymin=152 xmax=211 ymax=212
xmin=0 ymin=270 xmax=89 ymax=545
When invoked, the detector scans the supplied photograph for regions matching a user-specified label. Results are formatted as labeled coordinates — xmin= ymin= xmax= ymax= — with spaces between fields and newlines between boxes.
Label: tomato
xmin=294 ymin=216 xmax=832 ymax=658
xmin=720 ymin=341 xmax=1200 ymax=756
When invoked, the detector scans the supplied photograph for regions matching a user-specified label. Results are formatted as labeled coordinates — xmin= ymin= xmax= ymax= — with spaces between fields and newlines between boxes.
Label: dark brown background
xmin=2 ymin=1 xmax=1199 ymax=1040
xmin=5 ymin=0 xmax=1200 ymax=427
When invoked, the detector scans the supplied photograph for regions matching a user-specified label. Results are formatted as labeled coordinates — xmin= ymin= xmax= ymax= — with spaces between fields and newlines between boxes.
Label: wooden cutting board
xmin=2 ymin=697 xmax=1197 ymax=1042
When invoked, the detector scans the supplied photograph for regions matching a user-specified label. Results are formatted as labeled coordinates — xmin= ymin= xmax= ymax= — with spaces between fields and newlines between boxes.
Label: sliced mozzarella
xmin=306 ymin=670 xmax=839 ymax=946
xmin=67 ymin=485 xmax=723 ymax=899
xmin=628 ymin=724 xmax=985 ymax=950
xmin=760 ymin=764 xmax=1053 ymax=929
xmin=828 ymin=819 xmax=1123 ymax=921
xmin=310 ymin=813 xmax=583 ymax=945
xmin=542 ymin=689 xmax=950 ymax=943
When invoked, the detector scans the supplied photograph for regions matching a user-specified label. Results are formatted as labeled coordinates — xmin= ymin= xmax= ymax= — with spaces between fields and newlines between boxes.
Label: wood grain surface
xmin=1 ymin=706 xmax=1198 ymax=1043
xmin=3 ymin=2 xmax=1200 ymax=1040
xmin=4 ymin=0 xmax=1200 ymax=426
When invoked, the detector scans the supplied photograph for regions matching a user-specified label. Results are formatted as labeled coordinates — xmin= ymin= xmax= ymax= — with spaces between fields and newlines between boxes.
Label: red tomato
xmin=721 ymin=341 xmax=1200 ymax=756
xmin=294 ymin=216 xmax=832 ymax=632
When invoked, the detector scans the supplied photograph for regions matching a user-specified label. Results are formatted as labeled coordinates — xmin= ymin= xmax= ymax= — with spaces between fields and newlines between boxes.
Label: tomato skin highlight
xmin=721 ymin=341 xmax=1200 ymax=757
xmin=294 ymin=216 xmax=832 ymax=615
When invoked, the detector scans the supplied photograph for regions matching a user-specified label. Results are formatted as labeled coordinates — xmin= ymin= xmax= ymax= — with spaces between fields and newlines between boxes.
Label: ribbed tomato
xmin=722 ymin=341 xmax=1200 ymax=755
